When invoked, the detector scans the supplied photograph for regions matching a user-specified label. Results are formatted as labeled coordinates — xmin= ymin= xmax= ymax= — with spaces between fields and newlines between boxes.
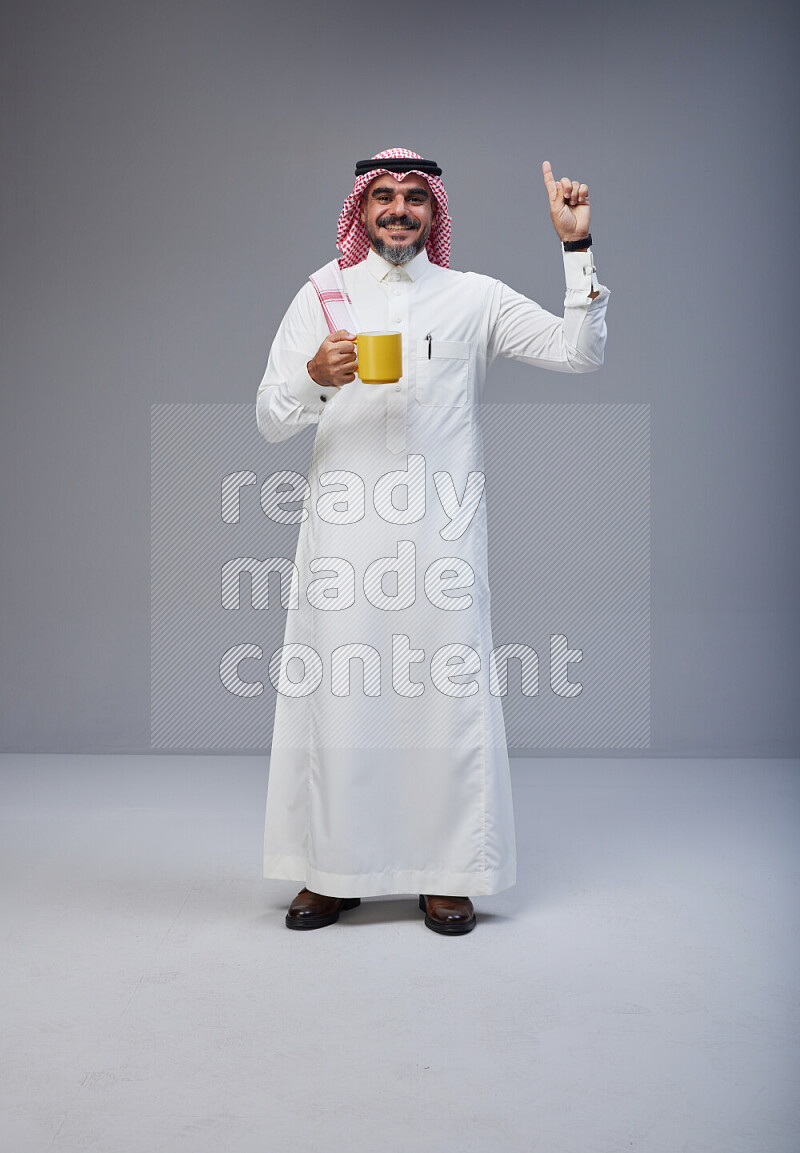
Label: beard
xmin=366 ymin=214 xmax=432 ymax=265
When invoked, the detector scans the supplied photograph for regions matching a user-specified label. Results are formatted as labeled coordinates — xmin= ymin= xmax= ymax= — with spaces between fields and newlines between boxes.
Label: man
xmin=256 ymin=148 xmax=610 ymax=935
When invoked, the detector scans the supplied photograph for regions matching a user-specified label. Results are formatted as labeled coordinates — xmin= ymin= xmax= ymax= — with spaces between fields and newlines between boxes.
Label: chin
xmin=378 ymin=239 xmax=424 ymax=266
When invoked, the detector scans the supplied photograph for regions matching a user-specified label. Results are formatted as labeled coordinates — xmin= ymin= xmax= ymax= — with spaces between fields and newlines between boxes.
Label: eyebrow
xmin=368 ymin=184 xmax=430 ymax=199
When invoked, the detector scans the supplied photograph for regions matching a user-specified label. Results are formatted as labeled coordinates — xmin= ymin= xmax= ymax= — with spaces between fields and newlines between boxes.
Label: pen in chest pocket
xmin=426 ymin=333 xmax=432 ymax=359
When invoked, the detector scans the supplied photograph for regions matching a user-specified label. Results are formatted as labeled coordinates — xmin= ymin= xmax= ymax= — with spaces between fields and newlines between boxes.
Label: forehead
xmin=363 ymin=172 xmax=431 ymax=196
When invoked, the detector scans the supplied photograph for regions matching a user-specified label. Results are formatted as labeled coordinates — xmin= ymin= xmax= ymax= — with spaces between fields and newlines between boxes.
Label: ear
xmin=359 ymin=195 xmax=367 ymax=225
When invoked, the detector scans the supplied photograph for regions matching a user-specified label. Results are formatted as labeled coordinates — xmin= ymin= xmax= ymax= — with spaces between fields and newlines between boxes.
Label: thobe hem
xmin=263 ymin=853 xmax=517 ymax=899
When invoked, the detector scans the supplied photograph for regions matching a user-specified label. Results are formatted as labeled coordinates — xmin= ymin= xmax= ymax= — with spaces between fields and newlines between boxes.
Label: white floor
xmin=1 ymin=755 xmax=798 ymax=1153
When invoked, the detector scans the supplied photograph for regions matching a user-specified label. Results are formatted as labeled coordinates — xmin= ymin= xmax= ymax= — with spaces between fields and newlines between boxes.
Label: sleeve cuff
xmin=287 ymin=364 xmax=339 ymax=412
xmin=563 ymin=248 xmax=600 ymax=294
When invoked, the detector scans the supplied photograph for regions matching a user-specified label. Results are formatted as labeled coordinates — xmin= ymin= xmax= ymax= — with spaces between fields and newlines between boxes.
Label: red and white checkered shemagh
xmin=336 ymin=147 xmax=451 ymax=270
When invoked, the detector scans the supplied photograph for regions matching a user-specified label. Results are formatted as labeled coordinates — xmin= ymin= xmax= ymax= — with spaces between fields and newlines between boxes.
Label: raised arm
xmin=486 ymin=161 xmax=610 ymax=372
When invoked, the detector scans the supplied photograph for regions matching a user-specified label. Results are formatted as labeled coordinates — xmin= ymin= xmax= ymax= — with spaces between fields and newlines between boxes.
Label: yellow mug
xmin=355 ymin=331 xmax=402 ymax=384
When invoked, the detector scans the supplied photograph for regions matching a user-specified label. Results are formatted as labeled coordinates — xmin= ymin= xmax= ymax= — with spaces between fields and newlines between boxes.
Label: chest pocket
xmin=415 ymin=339 xmax=471 ymax=408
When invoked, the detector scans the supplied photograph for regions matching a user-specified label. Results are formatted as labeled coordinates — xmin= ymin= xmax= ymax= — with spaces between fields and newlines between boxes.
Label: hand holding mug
xmin=307 ymin=330 xmax=358 ymax=388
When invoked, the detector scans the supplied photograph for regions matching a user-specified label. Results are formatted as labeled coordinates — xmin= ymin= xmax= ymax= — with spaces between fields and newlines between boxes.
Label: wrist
xmin=562 ymin=233 xmax=592 ymax=252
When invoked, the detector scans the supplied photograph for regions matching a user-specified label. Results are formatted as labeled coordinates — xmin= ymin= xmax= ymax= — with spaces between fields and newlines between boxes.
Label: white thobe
xmin=256 ymin=245 xmax=610 ymax=898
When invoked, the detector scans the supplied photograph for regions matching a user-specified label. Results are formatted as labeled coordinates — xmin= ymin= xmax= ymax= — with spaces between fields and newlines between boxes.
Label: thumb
xmin=331 ymin=329 xmax=356 ymax=341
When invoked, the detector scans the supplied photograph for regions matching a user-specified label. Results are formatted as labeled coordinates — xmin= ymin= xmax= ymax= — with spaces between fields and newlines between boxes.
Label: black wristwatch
xmin=563 ymin=234 xmax=592 ymax=252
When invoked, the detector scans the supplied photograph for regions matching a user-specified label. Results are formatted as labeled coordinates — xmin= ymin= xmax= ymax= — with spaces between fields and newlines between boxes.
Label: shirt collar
xmin=364 ymin=245 xmax=431 ymax=283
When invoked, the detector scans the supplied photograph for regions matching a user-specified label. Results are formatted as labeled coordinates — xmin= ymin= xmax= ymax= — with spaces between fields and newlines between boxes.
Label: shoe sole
xmin=418 ymin=894 xmax=476 ymax=934
xmin=285 ymin=896 xmax=361 ymax=931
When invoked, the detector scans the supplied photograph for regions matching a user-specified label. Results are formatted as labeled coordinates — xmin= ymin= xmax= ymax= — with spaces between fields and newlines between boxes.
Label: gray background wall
xmin=1 ymin=0 xmax=797 ymax=755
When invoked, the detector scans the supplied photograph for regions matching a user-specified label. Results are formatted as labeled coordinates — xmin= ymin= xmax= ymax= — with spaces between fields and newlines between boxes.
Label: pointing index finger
xmin=542 ymin=160 xmax=560 ymax=202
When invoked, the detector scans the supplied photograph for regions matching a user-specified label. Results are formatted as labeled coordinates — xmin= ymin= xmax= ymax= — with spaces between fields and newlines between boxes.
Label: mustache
xmin=376 ymin=216 xmax=419 ymax=230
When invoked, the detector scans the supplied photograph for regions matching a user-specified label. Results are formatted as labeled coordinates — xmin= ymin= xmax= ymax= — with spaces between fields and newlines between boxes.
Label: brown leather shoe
xmin=285 ymin=887 xmax=361 ymax=931
xmin=418 ymin=894 xmax=476 ymax=935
